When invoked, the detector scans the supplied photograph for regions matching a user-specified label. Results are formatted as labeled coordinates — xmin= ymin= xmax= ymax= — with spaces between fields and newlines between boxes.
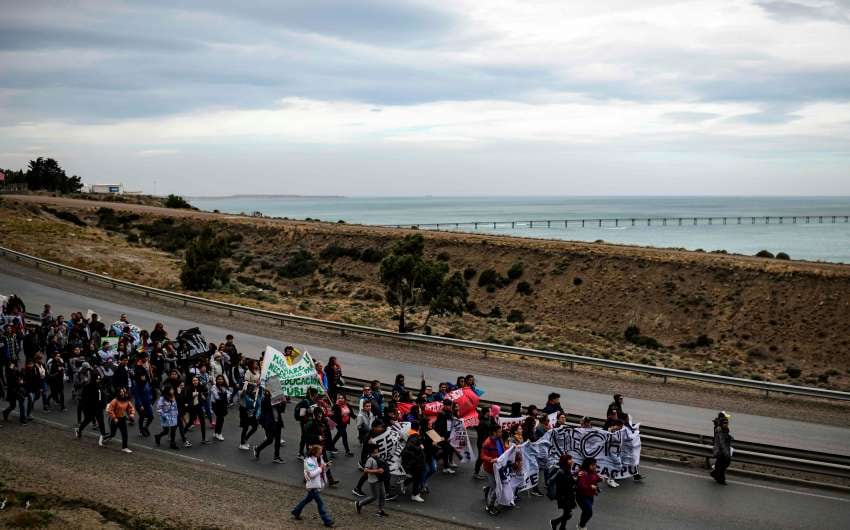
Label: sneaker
xmin=122 ymin=448 xmax=132 ymax=454
xmin=486 ymin=506 xmax=500 ymax=516
xmin=239 ymin=444 xmax=250 ymax=450
xmin=385 ymin=494 xmax=398 ymax=502
xmin=352 ymin=488 xmax=365 ymax=497
xmin=633 ymin=473 xmax=643 ymax=481
xmin=184 ymin=440 xmax=193 ymax=448
xmin=355 ymin=500 xmax=362 ymax=514
xmin=376 ymin=511 xmax=388 ymax=518
xmin=272 ymin=457 xmax=285 ymax=464
xmin=449 ymin=463 xmax=458 ymax=469
xmin=74 ymin=427 xmax=81 ymax=439
xmin=217 ymin=434 xmax=225 ymax=441
xmin=411 ymin=494 xmax=424 ymax=503
xmin=98 ymin=435 xmax=104 ymax=447
xmin=606 ymin=478 xmax=620 ymax=488
xmin=329 ymin=479 xmax=340 ymax=487
xmin=291 ymin=514 xmax=302 ymax=521
xmin=530 ymin=489 xmax=544 ymax=497
xmin=297 ymin=455 xmax=305 ymax=461
xmin=442 ymin=468 xmax=456 ymax=475
xmin=281 ymin=439 xmax=287 ymax=446
xmin=201 ymin=439 xmax=212 ymax=445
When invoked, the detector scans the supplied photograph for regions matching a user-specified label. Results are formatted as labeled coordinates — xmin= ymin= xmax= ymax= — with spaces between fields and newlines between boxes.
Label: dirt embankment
xmin=2 ymin=194 xmax=849 ymax=391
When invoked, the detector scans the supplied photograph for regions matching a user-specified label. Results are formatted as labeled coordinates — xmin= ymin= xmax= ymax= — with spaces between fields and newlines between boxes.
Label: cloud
xmin=755 ymin=0 xmax=850 ymax=23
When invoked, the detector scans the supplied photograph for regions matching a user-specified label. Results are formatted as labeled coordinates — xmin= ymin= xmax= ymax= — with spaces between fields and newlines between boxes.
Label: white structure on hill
xmin=90 ymin=183 xmax=123 ymax=194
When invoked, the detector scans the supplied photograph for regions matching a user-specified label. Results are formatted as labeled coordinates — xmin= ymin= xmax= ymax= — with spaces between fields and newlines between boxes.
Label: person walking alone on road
xmin=291 ymin=444 xmax=334 ymax=527
xmin=711 ymin=411 xmax=733 ymax=485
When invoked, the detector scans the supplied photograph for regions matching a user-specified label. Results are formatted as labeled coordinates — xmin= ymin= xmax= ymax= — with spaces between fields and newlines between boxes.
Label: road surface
xmin=2 ymin=271 xmax=848 ymax=455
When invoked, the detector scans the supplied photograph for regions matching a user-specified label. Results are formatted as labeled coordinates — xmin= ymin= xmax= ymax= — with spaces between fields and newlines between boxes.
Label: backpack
xmin=546 ymin=469 xmax=562 ymax=500
xmin=374 ymin=455 xmax=391 ymax=477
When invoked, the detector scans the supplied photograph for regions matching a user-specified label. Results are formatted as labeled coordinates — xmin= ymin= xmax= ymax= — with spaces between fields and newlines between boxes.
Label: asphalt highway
xmin=3 ymin=272 xmax=850 ymax=528
xmin=2 ymin=271 xmax=849 ymax=455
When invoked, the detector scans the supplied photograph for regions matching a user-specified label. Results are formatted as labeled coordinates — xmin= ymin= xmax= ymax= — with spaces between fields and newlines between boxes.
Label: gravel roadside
xmin=0 ymin=421 xmax=467 ymax=529
xmin=4 ymin=258 xmax=849 ymax=426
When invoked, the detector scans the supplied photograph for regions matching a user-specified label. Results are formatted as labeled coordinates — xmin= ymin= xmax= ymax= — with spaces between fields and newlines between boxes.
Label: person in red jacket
xmin=576 ymin=457 xmax=602 ymax=530
xmin=480 ymin=423 xmax=504 ymax=515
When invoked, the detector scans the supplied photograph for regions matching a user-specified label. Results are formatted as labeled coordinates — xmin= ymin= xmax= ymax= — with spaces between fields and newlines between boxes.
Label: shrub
xmin=126 ymin=233 xmax=139 ymax=244
xmin=478 ymin=268 xmax=502 ymax=288
xmin=41 ymin=206 xmax=86 ymax=226
xmin=506 ymin=309 xmax=525 ymax=323
xmin=436 ymin=251 xmax=451 ymax=261
xmin=515 ymin=323 xmax=535 ymax=333
xmin=776 ymin=252 xmax=790 ymax=260
xmin=516 ymin=281 xmax=533 ymax=295
xmin=695 ymin=334 xmax=714 ymax=347
xmin=624 ymin=325 xmax=661 ymax=349
xmin=488 ymin=306 xmax=502 ymax=318
xmin=164 ymin=194 xmax=192 ymax=209
xmin=137 ymin=218 xmax=201 ymax=253
xmin=320 ymin=244 xmax=361 ymax=262
xmin=463 ymin=267 xmax=477 ymax=281
xmin=785 ymin=366 xmax=802 ymax=378
xmin=573 ymin=277 xmax=583 ymax=286
xmin=507 ymin=261 xmax=524 ymax=281
xmin=360 ymin=247 xmax=385 ymax=263
xmin=180 ymin=229 xmax=231 ymax=290
xmin=277 ymin=249 xmax=318 ymax=278
xmin=755 ymin=250 xmax=774 ymax=258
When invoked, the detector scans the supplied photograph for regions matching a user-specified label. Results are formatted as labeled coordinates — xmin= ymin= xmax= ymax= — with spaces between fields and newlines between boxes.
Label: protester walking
xmin=291 ymin=444 xmax=334 ymax=527
xmin=254 ymin=388 xmax=286 ymax=463
xmin=711 ymin=411 xmax=733 ymax=485
xmin=330 ymin=393 xmax=354 ymax=457
xmin=481 ymin=423 xmax=505 ymax=515
xmin=154 ymin=387 xmax=181 ymax=450
xmin=183 ymin=376 xmax=209 ymax=445
xmin=549 ymin=454 xmax=576 ymax=530
xmin=76 ymin=373 xmax=106 ymax=442
xmin=238 ymin=383 xmax=260 ymax=449
xmin=355 ymin=443 xmax=389 ymax=518
xmin=576 ymin=457 xmax=602 ymax=530
xmin=103 ymin=387 xmax=136 ymax=453
xmin=209 ymin=374 xmax=229 ymax=441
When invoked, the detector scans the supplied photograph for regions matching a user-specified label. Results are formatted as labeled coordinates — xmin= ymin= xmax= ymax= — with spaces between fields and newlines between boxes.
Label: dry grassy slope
xmin=2 ymin=194 xmax=849 ymax=390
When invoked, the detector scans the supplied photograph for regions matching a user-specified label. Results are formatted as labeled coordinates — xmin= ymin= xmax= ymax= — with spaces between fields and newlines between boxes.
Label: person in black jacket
xmin=401 ymin=434 xmax=426 ymax=503
xmin=254 ymin=389 xmax=286 ymax=463
xmin=75 ymin=373 xmax=106 ymax=442
xmin=294 ymin=387 xmax=318 ymax=459
xmin=433 ymin=400 xmax=458 ymax=474
xmin=113 ymin=356 xmax=131 ymax=396
xmin=2 ymin=366 xmax=26 ymax=423
xmin=711 ymin=412 xmax=733 ymax=485
xmin=550 ymin=454 xmax=577 ymax=530
xmin=183 ymin=375 xmax=210 ymax=445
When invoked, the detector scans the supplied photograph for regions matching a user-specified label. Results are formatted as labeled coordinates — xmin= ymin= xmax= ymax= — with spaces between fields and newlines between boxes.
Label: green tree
xmin=379 ymin=234 xmax=468 ymax=333
xmin=164 ymin=194 xmax=192 ymax=209
xmin=180 ymin=228 xmax=231 ymax=290
xmin=26 ymin=157 xmax=82 ymax=193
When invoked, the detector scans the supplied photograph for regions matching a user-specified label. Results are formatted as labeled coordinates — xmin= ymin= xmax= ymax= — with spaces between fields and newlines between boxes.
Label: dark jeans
xmin=291 ymin=489 xmax=332 ymax=525
xmin=106 ymin=417 xmax=129 ymax=448
xmin=158 ymin=425 xmax=179 ymax=445
xmin=712 ymin=455 xmax=730 ymax=483
xmin=48 ymin=380 xmax=64 ymax=409
xmin=474 ymin=436 xmax=485 ymax=474
xmin=79 ymin=410 xmax=106 ymax=435
xmin=187 ymin=406 xmax=207 ymax=441
xmin=241 ymin=417 xmax=258 ymax=444
xmin=256 ymin=423 xmax=282 ymax=459
xmin=577 ymin=496 xmax=594 ymax=527
xmin=214 ymin=415 xmax=225 ymax=435
xmin=4 ymin=398 xmax=26 ymax=423
xmin=331 ymin=424 xmax=350 ymax=453
xmin=404 ymin=469 xmax=423 ymax=496
xmin=551 ymin=507 xmax=572 ymax=530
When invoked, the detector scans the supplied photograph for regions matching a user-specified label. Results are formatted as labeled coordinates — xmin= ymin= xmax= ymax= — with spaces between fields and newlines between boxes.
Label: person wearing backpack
xmin=549 ymin=454 xmax=577 ymax=530
xmin=291 ymin=444 xmax=334 ymax=527
xmin=355 ymin=443 xmax=389 ymax=518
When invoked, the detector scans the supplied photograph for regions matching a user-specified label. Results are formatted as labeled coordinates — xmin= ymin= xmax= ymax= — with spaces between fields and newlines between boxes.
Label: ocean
xmin=188 ymin=196 xmax=850 ymax=264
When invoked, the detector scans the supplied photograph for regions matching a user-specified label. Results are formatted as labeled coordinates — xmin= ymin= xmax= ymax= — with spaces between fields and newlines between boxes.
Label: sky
xmin=1 ymin=0 xmax=849 ymax=196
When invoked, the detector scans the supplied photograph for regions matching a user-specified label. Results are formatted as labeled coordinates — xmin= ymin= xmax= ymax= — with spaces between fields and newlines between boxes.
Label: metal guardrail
xmin=341 ymin=376 xmax=850 ymax=479
xmin=3 ymin=245 xmax=850 ymax=402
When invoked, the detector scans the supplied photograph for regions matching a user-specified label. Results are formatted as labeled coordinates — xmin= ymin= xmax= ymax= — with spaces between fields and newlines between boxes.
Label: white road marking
xmin=641 ymin=464 xmax=850 ymax=503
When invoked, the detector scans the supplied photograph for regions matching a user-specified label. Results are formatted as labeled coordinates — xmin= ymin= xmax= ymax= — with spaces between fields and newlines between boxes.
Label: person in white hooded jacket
xmin=291 ymin=444 xmax=334 ymax=527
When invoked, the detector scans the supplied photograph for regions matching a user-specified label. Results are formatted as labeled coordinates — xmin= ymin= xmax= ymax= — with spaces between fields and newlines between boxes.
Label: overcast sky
xmin=1 ymin=0 xmax=849 ymax=196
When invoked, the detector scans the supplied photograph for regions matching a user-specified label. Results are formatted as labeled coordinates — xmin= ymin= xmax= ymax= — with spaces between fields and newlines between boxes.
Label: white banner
xmin=259 ymin=345 xmax=324 ymax=401
xmin=370 ymin=421 xmax=412 ymax=475
xmin=493 ymin=444 xmax=524 ymax=507
xmin=449 ymin=419 xmax=475 ymax=463
xmin=535 ymin=425 xmax=641 ymax=479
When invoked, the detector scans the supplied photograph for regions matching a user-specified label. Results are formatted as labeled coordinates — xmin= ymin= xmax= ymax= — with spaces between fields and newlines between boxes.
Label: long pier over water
xmin=380 ymin=214 xmax=850 ymax=230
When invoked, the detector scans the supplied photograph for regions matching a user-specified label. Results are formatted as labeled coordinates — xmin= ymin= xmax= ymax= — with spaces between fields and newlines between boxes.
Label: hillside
xmin=2 ymin=194 xmax=849 ymax=391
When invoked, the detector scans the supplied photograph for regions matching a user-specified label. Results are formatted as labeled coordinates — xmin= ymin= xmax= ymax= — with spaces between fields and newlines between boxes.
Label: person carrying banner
xmin=433 ymin=399 xmax=458 ymax=474
xmin=354 ymin=443 xmax=389 ymax=518
xmin=549 ymin=454 xmax=577 ymax=530
xmin=711 ymin=411 xmax=733 ymax=485
xmin=576 ymin=457 xmax=602 ymax=530
xmin=291 ymin=444 xmax=335 ymax=527
xmin=481 ymin=423 xmax=505 ymax=515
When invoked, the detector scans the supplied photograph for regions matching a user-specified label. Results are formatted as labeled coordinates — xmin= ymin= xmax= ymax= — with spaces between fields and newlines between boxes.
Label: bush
xmin=755 ymin=250 xmax=774 ymax=258
xmin=515 ymin=323 xmax=535 ymax=333
xmin=180 ymin=229 xmax=231 ymax=290
xmin=776 ymin=252 xmax=790 ymax=260
xmin=360 ymin=247 xmax=385 ymax=263
xmin=478 ymin=268 xmax=502 ymax=288
xmin=126 ymin=233 xmax=139 ymax=244
xmin=695 ymin=334 xmax=713 ymax=347
xmin=41 ymin=206 xmax=86 ymax=226
xmin=164 ymin=194 xmax=192 ymax=209
xmin=516 ymin=281 xmax=533 ymax=295
xmin=506 ymin=309 xmax=525 ymax=323
xmin=463 ymin=267 xmax=477 ymax=281
xmin=277 ymin=249 xmax=318 ymax=278
xmin=507 ymin=261 xmax=524 ymax=281
xmin=137 ymin=218 xmax=201 ymax=253
xmin=785 ymin=366 xmax=802 ymax=378
xmin=320 ymin=244 xmax=361 ymax=262
xmin=436 ymin=251 xmax=451 ymax=261
xmin=488 ymin=306 xmax=502 ymax=318
xmin=624 ymin=325 xmax=661 ymax=349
